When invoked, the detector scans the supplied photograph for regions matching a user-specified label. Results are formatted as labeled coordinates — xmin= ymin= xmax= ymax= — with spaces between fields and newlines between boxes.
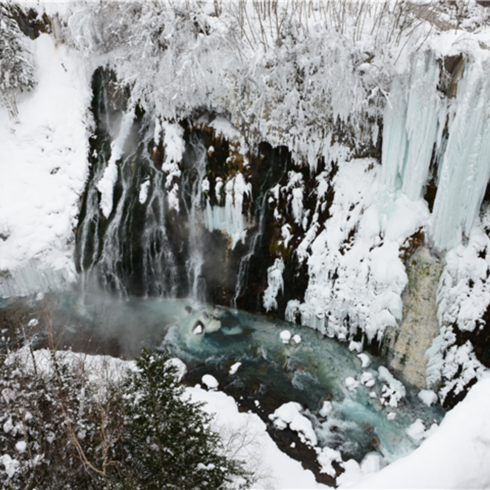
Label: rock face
xmin=74 ymin=51 xmax=490 ymax=403
xmin=387 ymin=248 xmax=444 ymax=388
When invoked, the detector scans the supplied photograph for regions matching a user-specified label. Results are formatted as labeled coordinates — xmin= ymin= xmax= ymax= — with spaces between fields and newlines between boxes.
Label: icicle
xmin=402 ymin=53 xmax=441 ymax=201
xmin=204 ymin=172 xmax=252 ymax=249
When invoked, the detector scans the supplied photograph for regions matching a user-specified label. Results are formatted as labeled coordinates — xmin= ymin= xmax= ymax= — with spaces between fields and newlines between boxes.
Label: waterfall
xmin=231 ymin=188 xmax=268 ymax=309
xmin=139 ymin=146 xmax=180 ymax=298
xmin=181 ymin=135 xmax=208 ymax=301
xmin=76 ymin=69 xmax=182 ymax=298
xmin=232 ymin=153 xmax=288 ymax=309
xmin=76 ymin=72 xmax=274 ymax=305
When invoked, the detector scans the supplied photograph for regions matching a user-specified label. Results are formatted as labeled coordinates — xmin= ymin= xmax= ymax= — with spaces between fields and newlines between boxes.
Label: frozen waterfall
xmin=380 ymin=52 xmax=442 ymax=215
xmin=430 ymin=59 xmax=490 ymax=250
xmin=380 ymin=52 xmax=490 ymax=251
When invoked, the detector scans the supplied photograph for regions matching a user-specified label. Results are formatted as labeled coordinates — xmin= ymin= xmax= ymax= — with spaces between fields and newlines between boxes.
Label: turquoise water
xmin=28 ymin=292 xmax=445 ymax=463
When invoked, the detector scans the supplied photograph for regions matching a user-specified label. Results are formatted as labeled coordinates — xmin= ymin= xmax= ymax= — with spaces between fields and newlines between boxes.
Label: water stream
xmin=46 ymin=291 xmax=444 ymax=466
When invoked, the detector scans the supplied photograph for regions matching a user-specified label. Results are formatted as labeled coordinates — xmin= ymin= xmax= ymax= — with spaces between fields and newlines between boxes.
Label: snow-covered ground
xmin=0 ymin=32 xmax=92 ymax=296
xmin=189 ymin=387 xmax=327 ymax=490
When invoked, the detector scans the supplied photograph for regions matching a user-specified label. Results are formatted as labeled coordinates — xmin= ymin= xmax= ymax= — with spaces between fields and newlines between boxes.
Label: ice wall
xmin=430 ymin=59 xmax=490 ymax=251
xmin=380 ymin=52 xmax=442 ymax=218
xmin=283 ymin=158 xmax=414 ymax=342
xmin=378 ymin=51 xmax=490 ymax=394
xmin=381 ymin=52 xmax=490 ymax=252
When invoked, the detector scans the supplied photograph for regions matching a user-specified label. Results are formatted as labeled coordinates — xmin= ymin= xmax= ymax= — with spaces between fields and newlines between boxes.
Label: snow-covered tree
xmin=120 ymin=349 xmax=253 ymax=489
xmin=0 ymin=3 xmax=35 ymax=117
xmin=0 ymin=348 xmax=252 ymax=489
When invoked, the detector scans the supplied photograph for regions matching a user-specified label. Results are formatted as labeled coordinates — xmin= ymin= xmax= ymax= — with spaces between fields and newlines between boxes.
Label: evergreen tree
xmin=119 ymin=350 xmax=252 ymax=490
xmin=0 ymin=3 xmax=35 ymax=116
xmin=0 ymin=348 xmax=253 ymax=489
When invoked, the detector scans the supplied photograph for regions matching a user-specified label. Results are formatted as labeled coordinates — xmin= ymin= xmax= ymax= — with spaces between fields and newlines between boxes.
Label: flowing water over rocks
xmin=13 ymin=290 xmax=444 ymax=484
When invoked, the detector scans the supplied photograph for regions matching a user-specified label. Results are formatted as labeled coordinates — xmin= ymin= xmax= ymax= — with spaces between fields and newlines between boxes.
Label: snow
xmin=345 ymin=377 xmax=360 ymax=392
xmin=0 ymin=33 xmax=92 ymax=296
xmin=138 ymin=179 xmax=150 ymax=204
xmin=0 ymin=454 xmax=19 ymax=478
xmin=293 ymin=158 xmax=412 ymax=342
xmin=418 ymin=389 xmax=438 ymax=407
xmin=361 ymin=372 xmax=375 ymax=388
xmin=279 ymin=330 xmax=291 ymax=344
xmin=4 ymin=344 xmax=490 ymax=490
xmin=337 ymin=451 xmax=386 ymax=488
xmin=14 ymin=441 xmax=26 ymax=453
xmin=438 ymin=222 xmax=490 ymax=334
xmin=228 ymin=362 xmax=241 ymax=375
xmin=165 ymin=357 xmax=187 ymax=382
xmin=349 ymin=341 xmax=362 ymax=353
xmin=208 ymin=116 xmax=241 ymax=143
xmin=10 ymin=347 xmax=135 ymax=384
xmin=357 ymin=353 xmax=371 ymax=368
xmin=5 ymin=347 xmax=326 ymax=489
xmin=97 ymin=109 xmax=135 ymax=218
xmin=348 ymin=376 xmax=490 ymax=489
xmin=378 ymin=366 xmax=406 ymax=408
xmin=405 ymin=419 xmax=427 ymax=443
xmin=202 ymin=374 xmax=219 ymax=391
xmin=188 ymin=388 xmax=327 ymax=490
xmin=319 ymin=401 xmax=333 ymax=418
xmin=318 ymin=446 xmax=342 ymax=477
xmin=269 ymin=401 xmax=318 ymax=447
xmin=161 ymin=121 xmax=185 ymax=212
xmin=263 ymin=258 xmax=285 ymax=312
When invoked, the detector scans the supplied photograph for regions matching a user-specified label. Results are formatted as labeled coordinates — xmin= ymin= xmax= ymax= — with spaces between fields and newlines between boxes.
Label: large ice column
xmin=380 ymin=52 xmax=441 ymax=213
xmin=380 ymin=77 xmax=408 ymax=198
xmin=402 ymin=54 xmax=442 ymax=200
xmin=430 ymin=60 xmax=490 ymax=251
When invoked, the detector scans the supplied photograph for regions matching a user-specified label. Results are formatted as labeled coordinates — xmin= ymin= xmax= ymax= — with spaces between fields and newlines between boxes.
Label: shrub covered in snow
xmin=0 ymin=4 xmax=35 ymax=116
xmin=0 ymin=348 xmax=252 ymax=489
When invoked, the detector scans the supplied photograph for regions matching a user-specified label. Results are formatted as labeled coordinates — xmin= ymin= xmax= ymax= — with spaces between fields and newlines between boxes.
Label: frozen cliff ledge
xmin=0 ymin=33 xmax=92 ymax=296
